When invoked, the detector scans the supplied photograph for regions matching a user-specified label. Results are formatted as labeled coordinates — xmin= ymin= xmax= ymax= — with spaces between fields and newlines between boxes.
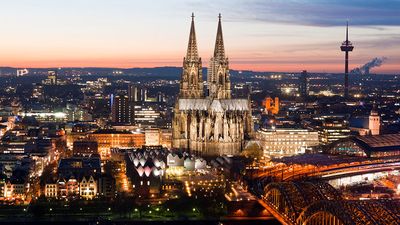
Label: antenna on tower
xmin=346 ymin=19 xmax=349 ymax=44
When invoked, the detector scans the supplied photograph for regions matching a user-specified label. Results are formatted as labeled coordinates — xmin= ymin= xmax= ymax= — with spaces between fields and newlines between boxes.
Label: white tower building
xmin=368 ymin=107 xmax=380 ymax=135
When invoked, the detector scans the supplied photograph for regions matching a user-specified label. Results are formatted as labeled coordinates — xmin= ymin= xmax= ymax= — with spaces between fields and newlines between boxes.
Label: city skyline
xmin=0 ymin=0 xmax=399 ymax=73
xmin=0 ymin=1 xmax=400 ymax=223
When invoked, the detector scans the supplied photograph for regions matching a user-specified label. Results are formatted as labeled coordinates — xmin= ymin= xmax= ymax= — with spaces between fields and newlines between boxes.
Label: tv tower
xmin=340 ymin=21 xmax=354 ymax=99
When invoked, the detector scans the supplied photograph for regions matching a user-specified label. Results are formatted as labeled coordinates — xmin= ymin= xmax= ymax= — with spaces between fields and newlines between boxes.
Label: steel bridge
xmin=261 ymin=181 xmax=400 ymax=225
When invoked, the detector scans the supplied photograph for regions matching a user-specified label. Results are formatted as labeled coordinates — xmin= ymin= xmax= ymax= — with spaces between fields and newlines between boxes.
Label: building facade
xmin=89 ymin=130 xmax=145 ymax=158
xmin=327 ymin=134 xmax=400 ymax=158
xmin=256 ymin=128 xmax=319 ymax=157
xmin=73 ymin=140 xmax=98 ymax=156
xmin=299 ymin=70 xmax=308 ymax=98
xmin=368 ymin=108 xmax=380 ymax=135
xmin=111 ymin=94 xmax=131 ymax=124
xmin=172 ymin=14 xmax=253 ymax=156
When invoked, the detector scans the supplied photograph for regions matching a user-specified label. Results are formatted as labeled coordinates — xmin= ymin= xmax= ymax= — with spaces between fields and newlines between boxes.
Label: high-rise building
xmin=172 ymin=14 xmax=253 ymax=156
xmin=128 ymin=85 xmax=146 ymax=102
xmin=128 ymin=85 xmax=138 ymax=102
xmin=299 ymin=70 xmax=308 ymax=98
xmin=111 ymin=94 xmax=132 ymax=124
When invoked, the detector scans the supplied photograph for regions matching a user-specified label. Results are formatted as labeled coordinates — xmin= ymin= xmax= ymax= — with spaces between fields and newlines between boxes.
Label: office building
xmin=299 ymin=70 xmax=308 ymax=98
xmin=256 ymin=128 xmax=319 ymax=157
xmin=111 ymin=94 xmax=132 ymax=124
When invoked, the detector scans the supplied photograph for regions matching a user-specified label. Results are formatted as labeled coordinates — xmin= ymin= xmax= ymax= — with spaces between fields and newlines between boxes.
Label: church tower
xmin=173 ymin=14 xmax=253 ymax=156
xmin=179 ymin=13 xmax=203 ymax=99
xmin=207 ymin=14 xmax=231 ymax=99
xmin=369 ymin=106 xmax=380 ymax=135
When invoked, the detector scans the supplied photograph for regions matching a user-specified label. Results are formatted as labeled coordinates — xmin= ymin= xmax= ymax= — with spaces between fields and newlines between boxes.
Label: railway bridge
xmin=260 ymin=181 xmax=400 ymax=225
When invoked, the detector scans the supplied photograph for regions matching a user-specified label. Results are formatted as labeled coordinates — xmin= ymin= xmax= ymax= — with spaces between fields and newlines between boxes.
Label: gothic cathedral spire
xmin=207 ymin=13 xmax=231 ymax=99
xmin=179 ymin=13 xmax=203 ymax=99
xmin=173 ymin=14 xmax=253 ymax=156
xmin=214 ymin=13 xmax=225 ymax=60
xmin=186 ymin=13 xmax=199 ymax=61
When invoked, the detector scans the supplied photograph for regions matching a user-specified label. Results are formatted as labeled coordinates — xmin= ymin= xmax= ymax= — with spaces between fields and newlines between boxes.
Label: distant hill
xmin=0 ymin=66 xmax=267 ymax=80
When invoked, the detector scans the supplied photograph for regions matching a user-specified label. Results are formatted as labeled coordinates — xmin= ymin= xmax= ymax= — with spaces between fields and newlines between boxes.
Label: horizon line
xmin=0 ymin=65 xmax=397 ymax=75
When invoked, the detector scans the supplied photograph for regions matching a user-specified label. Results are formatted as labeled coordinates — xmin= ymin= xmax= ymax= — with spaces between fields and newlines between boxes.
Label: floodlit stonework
xmin=172 ymin=14 xmax=253 ymax=156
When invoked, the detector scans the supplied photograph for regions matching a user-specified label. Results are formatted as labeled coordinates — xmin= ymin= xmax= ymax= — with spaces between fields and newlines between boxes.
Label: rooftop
xmin=355 ymin=134 xmax=400 ymax=148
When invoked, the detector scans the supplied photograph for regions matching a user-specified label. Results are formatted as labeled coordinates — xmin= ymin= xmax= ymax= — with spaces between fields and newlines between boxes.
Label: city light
xmin=0 ymin=2 xmax=398 ymax=225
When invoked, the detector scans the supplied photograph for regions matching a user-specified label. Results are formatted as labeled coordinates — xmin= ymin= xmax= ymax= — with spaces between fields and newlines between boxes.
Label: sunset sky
xmin=0 ymin=0 xmax=399 ymax=73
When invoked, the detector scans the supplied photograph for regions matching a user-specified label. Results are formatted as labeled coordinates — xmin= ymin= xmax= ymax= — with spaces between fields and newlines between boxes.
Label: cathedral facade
xmin=172 ymin=14 xmax=253 ymax=156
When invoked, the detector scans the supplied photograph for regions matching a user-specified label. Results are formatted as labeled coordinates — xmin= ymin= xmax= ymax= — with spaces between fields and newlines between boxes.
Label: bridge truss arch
xmin=263 ymin=181 xmax=341 ymax=223
xmin=296 ymin=200 xmax=400 ymax=225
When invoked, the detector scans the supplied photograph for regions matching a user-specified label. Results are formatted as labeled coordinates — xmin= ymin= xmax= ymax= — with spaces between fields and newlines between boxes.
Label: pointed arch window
xmin=191 ymin=72 xmax=196 ymax=85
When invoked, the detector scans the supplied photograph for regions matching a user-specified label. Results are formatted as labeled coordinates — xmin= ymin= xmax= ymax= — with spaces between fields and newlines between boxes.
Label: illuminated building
xmin=0 ymin=141 xmax=26 ymax=154
xmin=32 ymin=83 xmax=44 ymax=101
xmin=132 ymin=103 xmax=161 ymax=127
xmin=89 ymin=129 xmax=145 ymax=158
xmin=111 ymin=94 xmax=132 ymax=124
xmin=45 ymin=70 xmax=58 ymax=85
xmin=299 ymin=70 xmax=308 ymax=98
xmin=172 ymin=14 xmax=253 ymax=156
xmin=16 ymin=68 xmax=29 ymax=77
xmin=349 ymin=107 xmax=380 ymax=136
xmin=3 ymin=180 xmax=27 ymax=199
xmin=124 ymin=146 xmax=206 ymax=196
xmin=79 ymin=175 xmax=98 ymax=200
xmin=44 ymin=175 xmax=113 ymax=199
xmin=368 ymin=107 xmax=380 ymax=135
xmin=128 ymin=85 xmax=146 ymax=102
xmin=44 ymin=182 xmax=58 ymax=198
xmin=65 ymin=104 xmax=92 ymax=122
xmin=160 ymin=129 xmax=172 ymax=149
xmin=125 ymin=147 xmax=166 ymax=196
xmin=312 ymin=115 xmax=351 ymax=145
xmin=65 ymin=123 xmax=96 ymax=149
xmin=320 ymin=120 xmax=351 ymax=144
xmin=327 ymin=133 xmax=400 ymax=157
xmin=280 ymin=84 xmax=298 ymax=96
xmin=145 ymin=128 xmax=161 ymax=146
xmin=263 ymin=97 xmax=279 ymax=115
xmin=256 ymin=128 xmax=319 ymax=157
xmin=20 ymin=111 xmax=67 ymax=123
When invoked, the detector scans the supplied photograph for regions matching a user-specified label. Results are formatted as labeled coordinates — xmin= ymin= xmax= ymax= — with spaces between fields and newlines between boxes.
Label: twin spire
xmin=186 ymin=13 xmax=226 ymax=61
xmin=214 ymin=13 xmax=225 ymax=60
xmin=186 ymin=13 xmax=199 ymax=60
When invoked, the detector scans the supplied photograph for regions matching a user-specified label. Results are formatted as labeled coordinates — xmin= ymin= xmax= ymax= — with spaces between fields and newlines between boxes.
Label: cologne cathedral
xmin=172 ymin=14 xmax=253 ymax=156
